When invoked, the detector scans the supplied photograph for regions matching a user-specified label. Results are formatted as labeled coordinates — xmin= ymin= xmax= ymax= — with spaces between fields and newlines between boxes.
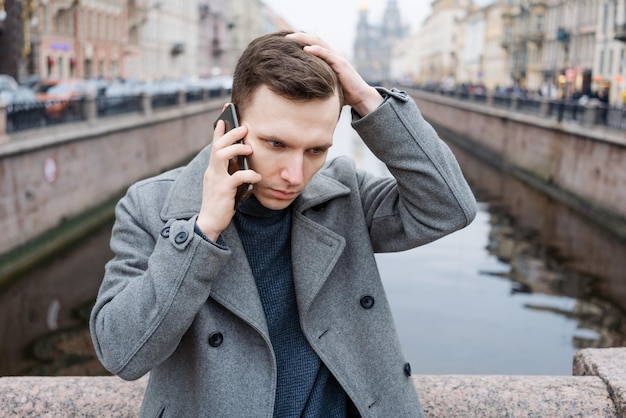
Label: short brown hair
xmin=231 ymin=31 xmax=343 ymax=118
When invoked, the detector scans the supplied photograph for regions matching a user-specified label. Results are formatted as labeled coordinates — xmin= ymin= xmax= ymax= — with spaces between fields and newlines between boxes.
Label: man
xmin=90 ymin=31 xmax=477 ymax=417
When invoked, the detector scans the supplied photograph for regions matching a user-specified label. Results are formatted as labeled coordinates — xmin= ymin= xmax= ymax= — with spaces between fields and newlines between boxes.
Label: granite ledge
xmin=0 ymin=348 xmax=623 ymax=417
xmin=574 ymin=347 xmax=626 ymax=417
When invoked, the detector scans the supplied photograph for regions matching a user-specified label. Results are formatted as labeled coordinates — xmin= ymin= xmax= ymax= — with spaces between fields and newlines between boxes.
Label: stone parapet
xmin=0 ymin=348 xmax=623 ymax=417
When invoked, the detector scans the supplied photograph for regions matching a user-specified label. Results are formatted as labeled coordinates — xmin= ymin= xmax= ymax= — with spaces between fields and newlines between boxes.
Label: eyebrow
xmin=261 ymin=134 xmax=333 ymax=150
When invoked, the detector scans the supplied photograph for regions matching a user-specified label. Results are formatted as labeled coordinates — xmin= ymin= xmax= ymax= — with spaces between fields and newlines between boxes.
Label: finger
xmin=286 ymin=32 xmax=331 ymax=49
xmin=217 ymin=142 xmax=253 ymax=165
xmin=213 ymin=125 xmax=247 ymax=148
xmin=230 ymin=168 xmax=262 ymax=185
xmin=213 ymin=119 xmax=226 ymax=137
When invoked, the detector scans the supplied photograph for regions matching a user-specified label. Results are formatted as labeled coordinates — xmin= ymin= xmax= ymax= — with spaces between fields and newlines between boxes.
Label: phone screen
xmin=214 ymin=104 xmax=253 ymax=207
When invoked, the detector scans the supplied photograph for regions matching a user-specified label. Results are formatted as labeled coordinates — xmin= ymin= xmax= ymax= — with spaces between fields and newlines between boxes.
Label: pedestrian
xmin=90 ymin=31 xmax=477 ymax=418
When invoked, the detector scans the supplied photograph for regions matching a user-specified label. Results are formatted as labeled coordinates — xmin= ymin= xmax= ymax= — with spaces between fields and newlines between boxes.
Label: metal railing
xmin=6 ymin=102 xmax=47 ymax=133
xmin=97 ymin=95 xmax=142 ymax=118
xmin=3 ymin=87 xmax=228 ymax=135
xmin=151 ymin=92 xmax=179 ymax=109
xmin=410 ymin=85 xmax=626 ymax=132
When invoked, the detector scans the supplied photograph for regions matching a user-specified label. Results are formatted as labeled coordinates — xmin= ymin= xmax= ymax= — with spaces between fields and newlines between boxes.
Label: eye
xmin=309 ymin=148 xmax=326 ymax=155
xmin=266 ymin=140 xmax=284 ymax=148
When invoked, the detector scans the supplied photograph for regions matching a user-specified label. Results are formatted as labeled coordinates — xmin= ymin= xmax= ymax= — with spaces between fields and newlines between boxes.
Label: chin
xmin=256 ymin=195 xmax=294 ymax=211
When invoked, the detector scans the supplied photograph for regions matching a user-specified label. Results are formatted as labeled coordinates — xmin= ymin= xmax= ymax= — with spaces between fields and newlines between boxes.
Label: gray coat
xmin=90 ymin=88 xmax=477 ymax=418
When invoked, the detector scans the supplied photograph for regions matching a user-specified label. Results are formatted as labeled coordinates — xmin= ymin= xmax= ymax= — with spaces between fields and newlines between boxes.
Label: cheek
xmin=303 ymin=157 xmax=327 ymax=181
xmin=248 ymin=148 xmax=277 ymax=176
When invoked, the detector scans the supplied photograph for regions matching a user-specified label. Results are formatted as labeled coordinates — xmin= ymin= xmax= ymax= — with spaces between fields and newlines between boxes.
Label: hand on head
xmin=285 ymin=32 xmax=383 ymax=116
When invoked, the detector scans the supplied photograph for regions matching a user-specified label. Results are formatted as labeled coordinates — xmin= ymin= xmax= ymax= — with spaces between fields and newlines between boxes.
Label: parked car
xmin=1 ymin=87 xmax=46 ymax=131
xmin=37 ymin=79 xmax=95 ymax=119
xmin=0 ymin=74 xmax=19 ymax=95
xmin=199 ymin=75 xmax=233 ymax=93
xmin=1 ymin=86 xmax=38 ymax=105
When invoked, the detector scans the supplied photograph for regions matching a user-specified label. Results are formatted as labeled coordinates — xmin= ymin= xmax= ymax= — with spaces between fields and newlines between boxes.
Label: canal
xmin=0 ymin=109 xmax=624 ymax=377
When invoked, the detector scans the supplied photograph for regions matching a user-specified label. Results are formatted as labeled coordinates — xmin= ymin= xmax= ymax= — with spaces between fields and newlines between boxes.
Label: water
xmin=0 ymin=108 xmax=624 ymax=376
xmin=333 ymin=107 xmax=626 ymax=376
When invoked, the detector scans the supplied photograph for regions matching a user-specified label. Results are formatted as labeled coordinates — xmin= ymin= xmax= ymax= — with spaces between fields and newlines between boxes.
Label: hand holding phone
xmin=214 ymin=104 xmax=253 ymax=208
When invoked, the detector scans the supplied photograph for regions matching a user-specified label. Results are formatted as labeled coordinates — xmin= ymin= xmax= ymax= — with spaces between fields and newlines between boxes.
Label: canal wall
xmin=410 ymin=89 xmax=626 ymax=241
xmin=0 ymin=348 xmax=624 ymax=416
xmin=3 ymin=88 xmax=625 ymax=284
xmin=0 ymin=95 xmax=225 ymax=284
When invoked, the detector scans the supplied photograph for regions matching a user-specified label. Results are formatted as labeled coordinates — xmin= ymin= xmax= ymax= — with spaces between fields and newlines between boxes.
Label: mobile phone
xmin=214 ymin=103 xmax=253 ymax=208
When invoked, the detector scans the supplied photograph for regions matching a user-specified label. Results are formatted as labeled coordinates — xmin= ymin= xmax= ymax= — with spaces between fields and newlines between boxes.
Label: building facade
xmin=0 ymin=0 xmax=282 ymax=83
xmin=390 ymin=0 xmax=625 ymax=104
xmin=353 ymin=0 xmax=407 ymax=85
xmin=414 ymin=0 xmax=471 ymax=86
xmin=594 ymin=0 xmax=626 ymax=104
xmin=38 ymin=0 xmax=128 ymax=80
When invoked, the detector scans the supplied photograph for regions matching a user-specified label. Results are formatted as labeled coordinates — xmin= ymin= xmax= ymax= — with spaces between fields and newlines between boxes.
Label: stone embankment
xmin=410 ymin=88 xmax=626 ymax=241
xmin=0 ymin=348 xmax=624 ymax=417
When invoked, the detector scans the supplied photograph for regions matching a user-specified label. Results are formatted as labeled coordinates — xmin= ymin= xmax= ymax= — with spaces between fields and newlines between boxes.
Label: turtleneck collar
xmin=236 ymin=194 xmax=290 ymax=220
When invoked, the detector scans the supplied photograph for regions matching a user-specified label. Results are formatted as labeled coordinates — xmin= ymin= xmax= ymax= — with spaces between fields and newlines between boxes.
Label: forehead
xmin=242 ymin=85 xmax=340 ymax=144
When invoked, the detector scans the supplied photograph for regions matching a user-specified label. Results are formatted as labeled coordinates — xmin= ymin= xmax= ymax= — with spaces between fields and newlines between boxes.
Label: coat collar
xmin=158 ymin=145 xmax=351 ymax=336
xmin=159 ymin=144 xmax=350 ymax=221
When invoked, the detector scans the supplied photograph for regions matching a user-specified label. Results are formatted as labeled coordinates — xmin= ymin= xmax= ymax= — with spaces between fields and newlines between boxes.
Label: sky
xmin=263 ymin=0 xmax=494 ymax=59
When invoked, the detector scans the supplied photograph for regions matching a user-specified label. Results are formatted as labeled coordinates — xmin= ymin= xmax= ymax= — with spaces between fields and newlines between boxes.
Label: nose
xmin=280 ymin=154 xmax=304 ymax=186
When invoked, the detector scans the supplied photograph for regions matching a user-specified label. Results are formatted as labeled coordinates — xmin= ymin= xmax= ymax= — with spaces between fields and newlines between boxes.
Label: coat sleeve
xmin=351 ymin=87 xmax=477 ymax=252
xmin=89 ymin=180 xmax=231 ymax=380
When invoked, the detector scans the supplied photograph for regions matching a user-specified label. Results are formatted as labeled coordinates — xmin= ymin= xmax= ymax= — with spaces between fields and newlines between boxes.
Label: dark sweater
xmin=234 ymin=196 xmax=347 ymax=417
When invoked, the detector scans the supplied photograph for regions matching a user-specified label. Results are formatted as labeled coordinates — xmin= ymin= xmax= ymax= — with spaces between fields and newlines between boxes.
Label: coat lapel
xmin=209 ymin=223 xmax=270 ymax=338
xmin=291 ymin=172 xmax=350 ymax=316
xmin=158 ymin=145 xmax=269 ymax=337
xmin=291 ymin=212 xmax=346 ymax=316
xmin=158 ymin=146 xmax=351 ymax=337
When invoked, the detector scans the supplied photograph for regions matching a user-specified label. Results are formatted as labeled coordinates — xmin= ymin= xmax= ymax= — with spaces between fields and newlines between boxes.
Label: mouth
xmin=270 ymin=188 xmax=299 ymax=200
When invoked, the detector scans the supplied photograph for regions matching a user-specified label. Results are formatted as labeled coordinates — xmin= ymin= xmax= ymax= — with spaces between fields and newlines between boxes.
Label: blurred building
xmin=353 ymin=0 xmax=407 ymax=85
xmin=456 ymin=3 xmax=484 ymax=87
xmin=594 ymin=0 xmax=626 ymax=105
xmin=0 ymin=0 xmax=23 ymax=79
xmin=389 ymin=35 xmax=421 ymax=85
xmin=392 ymin=0 xmax=624 ymax=104
xmin=138 ymin=0 xmax=201 ymax=80
xmin=481 ymin=2 xmax=511 ymax=90
xmin=41 ymin=0 xmax=128 ymax=80
xmin=500 ymin=0 xmax=625 ymax=103
xmin=414 ymin=0 xmax=471 ymax=86
xmin=0 ymin=0 xmax=287 ymax=83
xmin=0 ymin=0 xmax=54 ymax=81
xmin=227 ymin=0 xmax=265 ymax=73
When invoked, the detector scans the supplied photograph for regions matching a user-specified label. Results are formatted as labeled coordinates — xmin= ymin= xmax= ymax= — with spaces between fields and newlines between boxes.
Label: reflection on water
xmin=375 ymin=138 xmax=626 ymax=375
xmin=0 ymin=223 xmax=112 ymax=376
xmin=452 ymin=141 xmax=626 ymax=350
xmin=0 ymin=110 xmax=624 ymax=376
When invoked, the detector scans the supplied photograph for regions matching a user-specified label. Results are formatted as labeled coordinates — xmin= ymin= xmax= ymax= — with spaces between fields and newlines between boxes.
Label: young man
xmin=90 ymin=31 xmax=477 ymax=417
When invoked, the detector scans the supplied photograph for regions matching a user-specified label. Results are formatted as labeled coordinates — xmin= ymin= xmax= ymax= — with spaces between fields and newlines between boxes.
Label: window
xmin=599 ymin=49 xmax=605 ymax=74
xmin=58 ymin=56 xmax=64 ymax=78
xmin=66 ymin=9 xmax=73 ymax=35
xmin=55 ymin=11 xmax=62 ymax=35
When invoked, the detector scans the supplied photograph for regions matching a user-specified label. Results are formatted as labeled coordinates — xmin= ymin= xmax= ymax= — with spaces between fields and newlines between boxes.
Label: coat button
xmin=160 ymin=226 xmax=170 ymax=238
xmin=208 ymin=332 xmax=223 ymax=347
xmin=360 ymin=295 xmax=375 ymax=309
xmin=404 ymin=362 xmax=412 ymax=377
xmin=174 ymin=231 xmax=189 ymax=244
